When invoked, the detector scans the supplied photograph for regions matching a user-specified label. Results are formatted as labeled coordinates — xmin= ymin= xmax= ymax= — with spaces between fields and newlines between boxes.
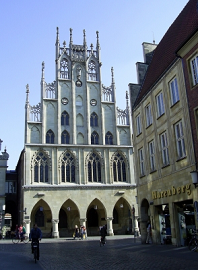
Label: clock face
xmin=61 ymin=97 xmax=68 ymax=105
xmin=90 ymin=99 xmax=97 ymax=106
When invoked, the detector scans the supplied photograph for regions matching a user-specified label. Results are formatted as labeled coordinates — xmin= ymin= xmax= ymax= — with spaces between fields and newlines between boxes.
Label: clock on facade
xmin=90 ymin=99 xmax=97 ymax=106
xmin=61 ymin=97 xmax=68 ymax=105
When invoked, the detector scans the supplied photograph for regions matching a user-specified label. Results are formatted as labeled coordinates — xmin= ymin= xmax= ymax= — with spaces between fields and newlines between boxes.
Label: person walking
xmin=29 ymin=224 xmax=42 ymax=260
xmin=146 ymin=220 xmax=152 ymax=244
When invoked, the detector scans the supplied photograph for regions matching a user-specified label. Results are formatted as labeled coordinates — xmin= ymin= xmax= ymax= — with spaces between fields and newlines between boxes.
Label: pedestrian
xmin=15 ymin=224 xmax=19 ymax=238
xmin=146 ymin=220 xmax=152 ymax=244
xmin=83 ymin=226 xmax=87 ymax=239
xmin=74 ymin=225 xmax=79 ymax=239
xmin=19 ymin=224 xmax=23 ymax=240
xmin=29 ymin=223 xmax=42 ymax=260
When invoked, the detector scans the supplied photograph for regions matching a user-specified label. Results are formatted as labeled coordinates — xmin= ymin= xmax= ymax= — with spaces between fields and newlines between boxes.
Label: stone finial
xmin=70 ymin=28 xmax=73 ymax=45
xmin=90 ymin=43 xmax=93 ymax=54
xmin=56 ymin=27 xmax=59 ymax=42
xmin=0 ymin=139 xmax=3 ymax=151
xmin=83 ymin=29 xmax=86 ymax=45
xmin=111 ymin=67 xmax=115 ymax=84
xmin=42 ymin=61 xmax=45 ymax=79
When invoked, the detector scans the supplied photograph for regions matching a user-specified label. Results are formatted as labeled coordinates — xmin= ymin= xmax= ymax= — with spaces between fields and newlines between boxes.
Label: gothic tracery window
xmin=90 ymin=112 xmax=98 ymax=127
xmin=88 ymin=61 xmax=97 ymax=81
xmin=113 ymin=153 xmax=126 ymax=182
xmin=91 ymin=131 xmax=99 ymax=145
xmin=105 ymin=131 xmax=113 ymax=145
xmin=61 ymin=152 xmax=75 ymax=182
xmin=46 ymin=129 xmax=55 ymax=144
xmin=33 ymin=152 xmax=49 ymax=183
xmin=88 ymin=152 xmax=101 ymax=182
xmin=60 ymin=58 xmax=69 ymax=79
xmin=61 ymin=111 xmax=69 ymax=126
xmin=61 ymin=130 xmax=70 ymax=144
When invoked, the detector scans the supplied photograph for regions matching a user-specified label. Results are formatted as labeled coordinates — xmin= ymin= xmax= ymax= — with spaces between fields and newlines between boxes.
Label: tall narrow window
xmin=136 ymin=114 xmax=142 ymax=135
xmin=61 ymin=152 xmax=75 ymax=182
xmin=105 ymin=131 xmax=113 ymax=145
xmin=160 ymin=132 xmax=169 ymax=166
xmin=156 ymin=92 xmax=165 ymax=117
xmin=90 ymin=112 xmax=98 ymax=127
xmin=113 ymin=153 xmax=126 ymax=182
xmin=61 ymin=130 xmax=70 ymax=144
xmin=33 ymin=152 xmax=49 ymax=183
xmin=46 ymin=129 xmax=54 ymax=144
xmin=87 ymin=153 xmax=101 ymax=182
xmin=60 ymin=58 xmax=69 ymax=79
xmin=145 ymin=104 xmax=153 ymax=127
xmin=175 ymin=121 xmax=186 ymax=159
xmin=91 ymin=131 xmax=99 ymax=144
xmin=138 ymin=148 xmax=144 ymax=176
xmin=88 ymin=61 xmax=97 ymax=81
xmin=61 ymin=111 xmax=69 ymax=126
xmin=149 ymin=140 xmax=155 ymax=171
xmin=169 ymin=77 xmax=179 ymax=105
xmin=190 ymin=55 xmax=198 ymax=86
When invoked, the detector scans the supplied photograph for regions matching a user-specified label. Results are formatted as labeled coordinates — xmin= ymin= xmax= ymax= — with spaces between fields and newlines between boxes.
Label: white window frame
xmin=160 ymin=132 xmax=169 ymax=166
xmin=169 ymin=77 xmax=180 ymax=105
xmin=175 ymin=121 xmax=186 ymax=159
xmin=136 ymin=114 xmax=142 ymax=135
xmin=149 ymin=140 xmax=155 ymax=171
xmin=190 ymin=54 xmax=198 ymax=86
xmin=145 ymin=104 xmax=153 ymax=127
xmin=156 ymin=92 xmax=165 ymax=117
xmin=139 ymin=148 xmax=144 ymax=176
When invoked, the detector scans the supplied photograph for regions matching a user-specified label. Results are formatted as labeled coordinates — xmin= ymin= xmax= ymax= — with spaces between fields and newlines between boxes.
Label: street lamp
xmin=190 ymin=171 xmax=198 ymax=188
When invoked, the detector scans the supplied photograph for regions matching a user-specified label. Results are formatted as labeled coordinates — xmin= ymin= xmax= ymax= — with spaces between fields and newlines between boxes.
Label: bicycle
xmin=12 ymin=234 xmax=29 ymax=244
xmin=188 ymin=229 xmax=198 ymax=252
xmin=32 ymin=241 xmax=39 ymax=263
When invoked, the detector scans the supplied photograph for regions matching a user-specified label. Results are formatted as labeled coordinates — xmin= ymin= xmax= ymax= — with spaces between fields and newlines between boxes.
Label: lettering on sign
xmin=152 ymin=184 xmax=191 ymax=200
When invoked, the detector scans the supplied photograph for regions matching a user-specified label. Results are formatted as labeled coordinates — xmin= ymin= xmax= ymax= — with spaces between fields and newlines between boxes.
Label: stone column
xmin=52 ymin=219 xmax=59 ymax=238
xmin=24 ymin=219 xmax=31 ymax=236
xmin=169 ymin=202 xmax=177 ymax=245
xmin=106 ymin=217 xmax=114 ymax=236
xmin=134 ymin=216 xmax=139 ymax=236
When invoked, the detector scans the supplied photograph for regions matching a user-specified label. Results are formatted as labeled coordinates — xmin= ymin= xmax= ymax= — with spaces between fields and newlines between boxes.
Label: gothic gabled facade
xmin=20 ymin=28 xmax=137 ymax=237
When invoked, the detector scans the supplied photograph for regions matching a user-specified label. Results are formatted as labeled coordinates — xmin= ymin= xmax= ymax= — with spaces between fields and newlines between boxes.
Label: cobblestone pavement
xmin=0 ymin=236 xmax=198 ymax=270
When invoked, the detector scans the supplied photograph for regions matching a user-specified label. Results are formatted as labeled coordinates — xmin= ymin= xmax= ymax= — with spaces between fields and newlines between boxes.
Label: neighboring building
xmin=17 ymin=28 xmax=138 ymax=237
xmin=129 ymin=0 xmax=198 ymax=246
xmin=0 ymin=139 xmax=9 ymax=229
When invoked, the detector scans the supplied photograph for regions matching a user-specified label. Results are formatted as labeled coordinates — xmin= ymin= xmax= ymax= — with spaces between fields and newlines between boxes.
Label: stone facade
xmin=18 ymin=28 xmax=138 ymax=238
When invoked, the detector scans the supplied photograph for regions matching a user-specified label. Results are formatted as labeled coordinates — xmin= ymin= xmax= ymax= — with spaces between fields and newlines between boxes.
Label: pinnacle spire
xmin=42 ymin=61 xmax=45 ymax=80
xmin=111 ymin=67 xmax=115 ymax=85
xmin=96 ymin=31 xmax=100 ymax=48
xmin=83 ymin=29 xmax=87 ymax=46
xmin=26 ymin=84 xmax=29 ymax=106
xmin=70 ymin=28 xmax=73 ymax=45
xmin=56 ymin=27 xmax=59 ymax=43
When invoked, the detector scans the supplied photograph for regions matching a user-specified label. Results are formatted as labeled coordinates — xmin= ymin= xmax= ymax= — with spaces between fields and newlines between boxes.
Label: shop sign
xmin=152 ymin=184 xmax=191 ymax=200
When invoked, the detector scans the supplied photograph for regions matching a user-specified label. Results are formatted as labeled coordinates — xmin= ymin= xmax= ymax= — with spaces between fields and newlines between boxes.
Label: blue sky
xmin=0 ymin=0 xmax=188 ymax=169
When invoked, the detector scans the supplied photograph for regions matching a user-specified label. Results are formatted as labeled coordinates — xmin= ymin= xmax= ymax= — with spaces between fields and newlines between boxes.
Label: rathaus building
xmin=18 ymin=28 xmax=137 ymax=237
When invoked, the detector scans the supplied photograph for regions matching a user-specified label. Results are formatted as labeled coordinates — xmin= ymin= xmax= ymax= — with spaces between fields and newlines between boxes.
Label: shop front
xmin=141 ymin=182 xmax=196 ymax=246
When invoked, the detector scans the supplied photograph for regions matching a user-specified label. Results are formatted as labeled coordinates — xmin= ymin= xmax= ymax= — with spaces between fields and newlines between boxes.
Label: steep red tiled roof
xmin=134 ymin=0 xmax=198 ymax=107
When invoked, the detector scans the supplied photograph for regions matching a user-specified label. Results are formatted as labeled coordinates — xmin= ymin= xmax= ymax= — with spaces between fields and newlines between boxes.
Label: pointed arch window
xmin=35 ymin=208 xmax=44 ymax=227
xmin=61 ymin=152 xmax=75 ymax=182
xmin=91 ymin=131 xmax=99 ymax=145
xmin=105 ymin=131 xmax=113 ymax=145
xmin=88 ymin=61 xmax=97 ymax=81
xmin=46 ymin=129 xmax=54 ymax=144
xmin=61 ymin=130 xmax=70 ymax=144
xmin=90 ymin=112 xmax=98 ymax=127
xmin=33 ymin=152 xmax=49 ymax=183
xmin=60 ymin=58 xmax=69 ymax=79
xmin=88 ymin=152 xmax=101 ymax=182
xmin=61 ymin=111 xmax=69 ymax=126
xmin=113 ymin=153 xmax=126 ymax=182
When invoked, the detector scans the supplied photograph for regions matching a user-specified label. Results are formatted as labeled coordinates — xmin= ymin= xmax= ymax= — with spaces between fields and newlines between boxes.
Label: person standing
xmin=29 ymin=224 xmax=42 ymax=260
xmin=146 ymin=220 xmax=152 ymax=244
